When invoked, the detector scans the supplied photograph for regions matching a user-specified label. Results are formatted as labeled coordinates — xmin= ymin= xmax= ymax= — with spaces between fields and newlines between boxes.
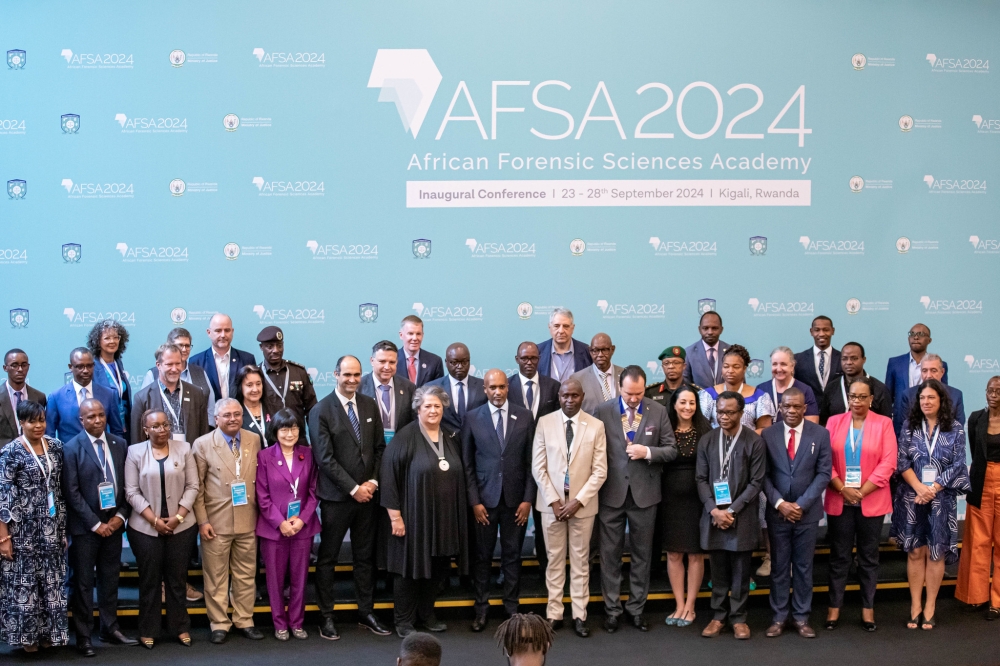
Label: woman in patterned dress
xmin=891 ymin=379 xmax=970 ymax=630
xmin=0 ymin=400 xmax=69 ymax=652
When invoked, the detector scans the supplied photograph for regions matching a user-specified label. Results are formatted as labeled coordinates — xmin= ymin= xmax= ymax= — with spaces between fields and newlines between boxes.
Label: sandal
xmin=907 ymin=614 xmax=922 ymax=630
xmin=921 ymin=615 xmax=936 ymax=631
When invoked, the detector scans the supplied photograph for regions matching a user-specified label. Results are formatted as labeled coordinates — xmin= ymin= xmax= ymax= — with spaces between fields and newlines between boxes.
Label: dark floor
xmin=3 ymin=591 xmax=999 ymax=666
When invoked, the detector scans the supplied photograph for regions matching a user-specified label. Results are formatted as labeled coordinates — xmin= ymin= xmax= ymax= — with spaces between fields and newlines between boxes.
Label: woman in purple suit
xmin=255 ymin=409 xmax=320 ymax=641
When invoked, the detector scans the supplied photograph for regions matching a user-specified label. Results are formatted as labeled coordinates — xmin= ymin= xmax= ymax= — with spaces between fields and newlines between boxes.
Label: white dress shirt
xmin=72 ymin=380 xmax=94 ymax=405
xmin=774 ymin=421 xmax=805 ymax=508
xmin=592 ymin=364 xmax=617 ymax=401
xmin=86 ymin=431 xmax=127 ymax=530
xmin=518 ymin=373 xmax=539 ymax=417
xmin=813 ymin=345 xmax=831 ymax=390
xmin=448 ymin=374 xmax=468 ymax=411
xmin=908 ymin=353 xmax=922 ymax=388
xmin=213 ymin=347 xmax=231 ymax=398
xmin=374 ymin=376 xmax=396 ymax=431
xmin=335 ymin=389 xmax=377 ymax=496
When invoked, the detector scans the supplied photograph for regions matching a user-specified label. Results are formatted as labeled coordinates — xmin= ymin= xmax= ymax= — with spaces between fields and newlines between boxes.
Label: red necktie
xmin=787 ymin=429 xmax=796 ymax=460
xmin=407 ymin=356 xmax=417 ymax=383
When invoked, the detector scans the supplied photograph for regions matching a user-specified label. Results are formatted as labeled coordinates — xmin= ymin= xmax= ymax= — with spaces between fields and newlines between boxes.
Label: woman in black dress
xmin=662 ymin=385 xmax=712 ymax=627
xmin=381 ymin=384 xmax=468 ymax=637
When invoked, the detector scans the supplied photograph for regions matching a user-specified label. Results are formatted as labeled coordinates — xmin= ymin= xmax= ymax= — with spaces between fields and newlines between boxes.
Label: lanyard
xmin=846 ymin=423 xmax=865 ymax=468
xmin=101 ymin=358 xmax=123 ymax=396
xmin=922 ymin=420 xmax=941 ymax=458
xmin=159 ymin=383 xmax=184 ymax=429
xmin=263 ymin=364 xmax=290 ymax=408
xmin=770 ymin=379 xmax=791 ymax=414
xmin=247 ymin=405 xmax=266 ymax=435
xmin=420 ymin=426 xmax=446 ymax=461
xmin=717 ymin=426 xmax=742 ymax=479
xmin=377 ymin=384 xmax=393 ymax=427
xmin=94 ymin=437 xmax=111 ymax=483
xmin=22 ymin=436 xmax=53 ymax=489
xmin=290 ymin=474 xmax=300 ymax=498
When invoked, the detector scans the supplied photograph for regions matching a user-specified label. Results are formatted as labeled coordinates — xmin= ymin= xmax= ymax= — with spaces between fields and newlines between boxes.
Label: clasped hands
xmin=549 ymin=499 xmax=582 ymax=522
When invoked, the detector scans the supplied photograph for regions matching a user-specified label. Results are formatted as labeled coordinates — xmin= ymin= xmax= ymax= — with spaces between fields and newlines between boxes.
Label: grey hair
xmin=549 ymin=307 xmax=574 ymax=324
xmin=921 ymin=353 xmax=944 ymax=368
xmin=770 ymin=346 xmax=795 ymax=364
xmin=213 ymin=397 xmax=243 ymax=418
xmin=412 ymin=384 xmax=451 ymax=411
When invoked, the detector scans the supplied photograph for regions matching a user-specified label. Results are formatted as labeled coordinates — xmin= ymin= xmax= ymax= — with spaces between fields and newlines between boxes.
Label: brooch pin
xmin=298 ymin=454 xmax=305 ymax=460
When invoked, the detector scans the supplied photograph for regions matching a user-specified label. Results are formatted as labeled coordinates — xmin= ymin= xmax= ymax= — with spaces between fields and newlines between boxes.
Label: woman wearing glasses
xmin=823 ymin=376 xmax=896 ymax=631
xmin=957 ymin=376 xmax=1000 ymax=618
xmin=891 ymin=379 xmax=970 ymax=630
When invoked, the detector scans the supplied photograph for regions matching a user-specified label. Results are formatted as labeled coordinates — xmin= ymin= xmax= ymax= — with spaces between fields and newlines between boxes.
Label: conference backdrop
xmin=1 ymin=1 xmax=997 ymax=415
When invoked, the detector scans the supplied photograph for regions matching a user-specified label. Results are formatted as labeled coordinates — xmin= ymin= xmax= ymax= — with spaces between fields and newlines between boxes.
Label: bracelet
xmin=0 ymin=535 xmax=10 ymax=544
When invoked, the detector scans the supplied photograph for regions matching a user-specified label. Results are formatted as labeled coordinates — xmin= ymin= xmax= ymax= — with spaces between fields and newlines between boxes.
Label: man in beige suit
xmin=531 ymin=378 xmax=607 ymax=638
xmin=193 ymin=398 xmax=263 ymax=643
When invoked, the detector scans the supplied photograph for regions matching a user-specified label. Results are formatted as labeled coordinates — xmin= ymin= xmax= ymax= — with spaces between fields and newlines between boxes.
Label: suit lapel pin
xmin=278 ymin=460 xmax=282 ymax=466
xmin=422 ymin=363 xmax=426 ymax=368
xmin=511 ymin=415 xmax=517 ymax=420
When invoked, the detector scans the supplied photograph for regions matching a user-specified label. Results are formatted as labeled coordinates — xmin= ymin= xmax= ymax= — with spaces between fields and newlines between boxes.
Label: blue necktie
xmin=15 ymin=390 xmax=23 ymax=405
xmin=379 ymin=385 xmax=391 ymax=428
xmin=347 ymin=401 xmax=362 ymax=441
xmin=457 ymin=381 xmax=466 ymax=418
xmin=495 ymin=409 xmax=505 ymax=449
xmin=96 ymin=438 xmax=113 ymax=489
xmin=525 ymin=380 xmax=534 ymax=410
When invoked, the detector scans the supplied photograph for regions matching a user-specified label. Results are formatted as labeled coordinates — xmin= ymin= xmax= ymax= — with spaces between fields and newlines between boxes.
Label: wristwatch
xmin=175 ymin=514 xmax=185 ymax=524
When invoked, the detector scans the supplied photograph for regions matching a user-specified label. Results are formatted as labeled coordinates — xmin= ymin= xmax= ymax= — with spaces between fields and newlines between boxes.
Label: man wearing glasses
xmin=884 ymin=323 xmax=949 ymax=423
xmin=570 ymin=333 xmax=623 ymax=416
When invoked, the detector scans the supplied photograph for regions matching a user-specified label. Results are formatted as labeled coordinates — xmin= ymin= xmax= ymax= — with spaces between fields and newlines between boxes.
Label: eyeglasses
xmin=907 ymin=331 xmax=929 ymax=339
xmin=847 ymin=394 xmax=871 ymax=402
xmin=590 ymin=347 xmax=613 ymax=355
xmin=717 ymin=409 xmax=742 ymax=416
xmin=174 ymin=343 xmax=192 ymax=350
xmin=146 ymin=423 xmax=171 ymax=432
xmin=987 ymin=388 xmax=1000 ymax=396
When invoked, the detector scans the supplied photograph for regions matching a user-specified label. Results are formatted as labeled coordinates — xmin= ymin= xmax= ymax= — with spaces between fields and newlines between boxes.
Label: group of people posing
xmin=0 ymin=307 xmax=998 ymax=654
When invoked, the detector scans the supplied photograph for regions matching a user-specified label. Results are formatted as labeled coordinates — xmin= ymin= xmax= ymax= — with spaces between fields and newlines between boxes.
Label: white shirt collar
xmin=86 ymin=431 xmax=107 ymax=445
xmin=213 ymin=347 xmax=231 ymax=361
xmin=593 ymin=364 xmax=613 ymax=378
xmin=561 ymin=410 xmax=581 ymax=426
xmin=702 ymin=340 xmax=719 ymax=352
xmin=783 ymin=420 xmax=804 ymax=439
xmin=335 ymin=389 xmax=357 ymax=407
xmin=813 ymin=345 xmax=829 ymax=359
xmin=489 ymin=400 xmax=508 ymax=416
xmin=518 ymin=372 xmax=537 ymax=387
xmin=374 ymin=374 xmax=394 ymax=389
xmin=6 ymin=382 xmax=25 ymax=399
xmin=448 ymin=374 xmax=467 ymax=388
xmin=72 ymin=380 xmax=93 ymax=395
xmin=404 ymin=349 xmax=419 ymax=360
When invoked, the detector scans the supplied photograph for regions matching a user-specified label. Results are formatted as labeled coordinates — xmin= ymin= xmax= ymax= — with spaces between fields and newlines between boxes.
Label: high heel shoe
xmin=178 ymin=635 xmax=192 ymax=647
xmin=140 ymin=638 xmax=154 ymax=650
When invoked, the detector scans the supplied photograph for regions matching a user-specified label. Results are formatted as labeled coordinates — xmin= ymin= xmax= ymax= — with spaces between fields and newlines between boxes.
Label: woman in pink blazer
xmin=823 ymin=376 xmax=897 ymax=632
xmin=255 ymin=409 xmax=320 ymax=641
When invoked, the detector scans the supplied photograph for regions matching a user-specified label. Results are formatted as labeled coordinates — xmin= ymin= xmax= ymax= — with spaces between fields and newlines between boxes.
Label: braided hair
xmin=495 ymin=613 xmax=553 ymax=657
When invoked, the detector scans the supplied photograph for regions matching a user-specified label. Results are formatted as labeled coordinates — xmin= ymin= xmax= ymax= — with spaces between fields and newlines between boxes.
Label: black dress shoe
xmin=471 ymin=615 xmax=488 ymax=632
xmin=210 ymin=630 xmax=228 ymax=644
xmin=77 ymin=639 xmax=96 ymax=657
xmin=101 ymin=630 xmax=138 ymax=646
xmin=319 ymin=617 xmax=340 ymax=641
xmin=358 ymin=613 xmax=392 ymax=636
xmin=239 ymin=627 xmax=265 ymax=640
xmin=396 ymin=625 xmax=415 ymax=638
xmin=824 ymin=619 xmax=838 ymax=630
xmin=548 ymin=619 xmax=564 ymax=631
xmin=630 ymin=614 xmax=649 ymax=632
xmin=862 ymin=621 xmax=877 ymax=632
xmin=421 ymin=618 xmax=447 ymax=632
xmin=574 ymin=619 xmax=590 ymax=638
xmin=603 ymin=615 xmax=619 ymax=633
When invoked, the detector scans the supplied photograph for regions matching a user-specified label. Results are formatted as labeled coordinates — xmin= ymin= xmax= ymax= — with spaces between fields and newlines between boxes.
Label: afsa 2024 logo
xmin=919 ymin=296 xmax=983 ymax=315
xmin=115 ymin=113 xmax=187 ymax=133
xmin=465 ymin=238 xmax=536 ymax=258
xmin=748 ymin=298 xmax=814 ymax=317
xmin=252 ymin=304 xmax=325 ymax=325
xmin=965 ymin=355 xmax=1000 ymax=373
xmin=412 ymin=302 xmax=483 ymax=322
xmin=923 ymin=174 xmax=986 ymax=194
xmin=61 ymin=49 xmax=133 ymax=69
xmin=305 ymin=240 xmax=378 ymax=260
xmin=970 ymin=235 xmax=1000 ymax=254
xmin=252 ymin=48 xmax=325 ymax=68
xmin=252 ymin=176 xmax=324 ymax=196
xmin=926 ymin=53 xmax=989 ymax=74
xmin=597 ymin=300 xmax=665 ymax=319
xmin=63 ymin=308 xmax=135 ymax=327
xmin=973 ymin=115 xmax=1000 ymax=134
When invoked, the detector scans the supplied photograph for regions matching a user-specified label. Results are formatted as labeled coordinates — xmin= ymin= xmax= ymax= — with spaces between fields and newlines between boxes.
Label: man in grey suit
xmin=594 ymin=366 xmax=677 ymax=632
xmin=425 ymin=342 xmax=486 ymax=436
xmin=359 ymin=340 xmax=416 ymax=441
xmin=761 ymin=388 xmax=831 ymax=639
xmin=131 ymin=343 xmax=210 ymax=444
xmin=683 ymin=311 xmax=730 ymax=388
xmin=0 ymin=349 xmax=46 ymax=447
xmin=696 ymin=391 xmax=766 ymax=640
xmin=570 ymin=333 xmax=623 ymax=416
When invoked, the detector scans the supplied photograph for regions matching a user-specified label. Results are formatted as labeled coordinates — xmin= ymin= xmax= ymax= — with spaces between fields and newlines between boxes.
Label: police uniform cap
xmin=257 ymin=326 xmax=284 ymax=343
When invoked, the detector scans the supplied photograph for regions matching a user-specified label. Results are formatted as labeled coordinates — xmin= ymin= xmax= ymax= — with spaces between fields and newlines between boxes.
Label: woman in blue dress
xmin=88 ymin=319 xmax=132 ymax=443
xmin=0 ymin=401 xmax=69 ymax=652
xmin=891 ymin=378 xmax=970 ymax=630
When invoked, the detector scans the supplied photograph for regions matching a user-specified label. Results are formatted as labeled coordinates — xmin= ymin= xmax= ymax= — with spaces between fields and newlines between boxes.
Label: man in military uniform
xmin=257 ymin=326 xmax=317 ymax=445
xmin=645 ymin=346 xmax=696 ymax=407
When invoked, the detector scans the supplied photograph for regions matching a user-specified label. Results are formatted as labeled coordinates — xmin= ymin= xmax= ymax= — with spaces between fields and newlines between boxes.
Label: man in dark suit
xmin=360 ymin=340 xmax=416 ymax=439
xmin=536 ymin=308 xmax=592 ymax=383
xmin=896 ymin=354 xmax=966 ymax=434
xmin=425 ymin=343 xmax=486 ymax=436
xmin=819 ymin=342 xmax=893 ymax=424
xmin=462 ymin=370 xmax=536 ymax=631
xmin=886 ymin=323 xmax=949 ymax=424
xmin=761 ymin=388 xmax=832 ymax=638
xmin=594 ymin=366 xmax=677 ymax=632
xmin=188 ymin=313 xmax=257 ymax=407
xmin=396 ymin=315 xmax=444 ymax=387
xmin=0 ymin=348 xmax=46 ymax=447
xmin=61 ymin=399 xmax=137 ymax=655
xmin=46 ymin=348 xmax=125 ymax=442
xmin=131 ymin=344 xmax=210 ymax=444
xmin=508 ymin=342 xmax=560 ymax=420
xmin=683 ymin=311 xmax=730 ymax=388
xmin=793 ymin=316 xmax=842 ymax=400
xmin=309 ymin=355 xmax=391 ymax=640
xmin=696 ymin=391 xmax=766 ymax=640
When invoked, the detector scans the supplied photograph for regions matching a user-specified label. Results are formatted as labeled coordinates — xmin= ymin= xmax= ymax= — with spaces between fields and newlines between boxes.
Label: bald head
xmin=589 ymin=333 xmax=615 ymax=372
xmin=78 ymin=398 xmax=107 ymax=438
xmin=208 ymin=313 xmax=234 ymax=353
xmin=484 ymin=369 xmax=509 ymax=408
xmin=445 ymin=343 xmax=471 ymax=381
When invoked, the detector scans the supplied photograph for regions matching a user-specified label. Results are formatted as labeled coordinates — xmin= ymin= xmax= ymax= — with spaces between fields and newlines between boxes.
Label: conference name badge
xmin=383 ymin=429 xmax=395 ymax=444
xmin=844 ymin=466 xmax=862 ymax=489
xmin=47 ymin=491 xmax=57 ymax=517
xmin=713 ymin=480 xmax=732 ymax=506
xmin=231 ymin=481 xmax=249 ymax=506
xmin=921 ymin=465 xmax=936 ymax=486
xmin=286 ymin=499 xmax=301 ymax=520
xmin=97 ymin=482 xmax=116 ymax=510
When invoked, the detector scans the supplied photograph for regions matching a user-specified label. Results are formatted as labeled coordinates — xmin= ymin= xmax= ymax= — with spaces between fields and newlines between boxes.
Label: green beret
xmin=657 ymin=346 xmax=686 ymax=361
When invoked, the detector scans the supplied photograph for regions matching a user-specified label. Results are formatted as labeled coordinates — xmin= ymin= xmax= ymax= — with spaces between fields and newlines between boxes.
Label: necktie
xmin=347 ymin=401 xmax=362 ymax=441
xmin=407 ymin=356 xmax=417 ymax=383
xmin=707 ymin=347 xmax=717 ymax=380
xmin=628 ymin=407 xmax=636 ymax=427
xmin=525 ymin=380 xmax=534 ymax=410
xmin=818 ymin=351 xmax=827 ymax=385
xmin=379 ymin=385 xmax=391 ymax=428
xmin=787 ymin=428 xmax=796 ymax=460
xmin=601 ymin=373 xmax=611 ymax=401
xmin=96 ymin=438 xmax=108 ymax=471
xmin=495 ymin=409 xmax=505 ymax=449
xmin=79 ymin=386 xmax=88 ymax=403
xmin=15 ymin=390 xmax=23 ymax=405
xmin=457 ymin=381 xmax=466 ymax=418
xmin=229 ymin=435 xmax=240 ymax=457
xmin=564 ymin=420 xmax=574 ymax=495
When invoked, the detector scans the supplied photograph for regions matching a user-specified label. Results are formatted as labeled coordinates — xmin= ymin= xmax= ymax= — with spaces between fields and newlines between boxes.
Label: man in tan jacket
xmin=531 ymin=378 xmax=607 ymax=638
xmin=193 ymin=398 xmax=263 ymax=643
